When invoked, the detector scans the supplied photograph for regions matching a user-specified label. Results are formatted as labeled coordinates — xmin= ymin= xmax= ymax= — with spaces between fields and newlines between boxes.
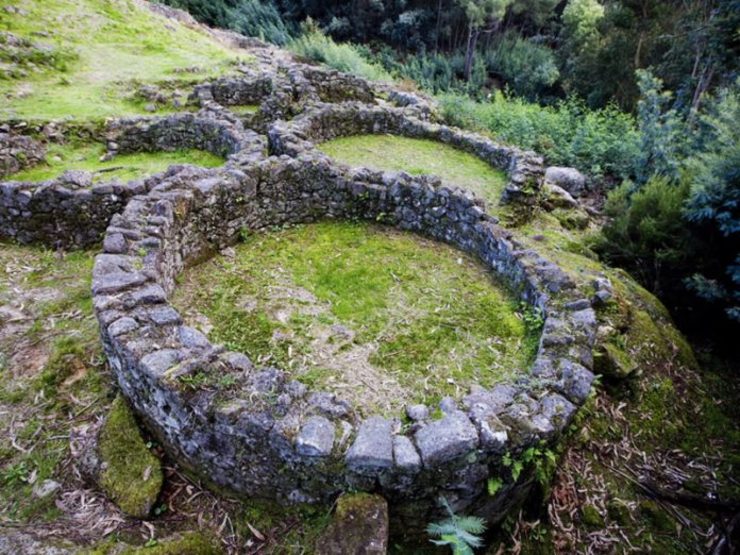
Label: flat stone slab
xmin=346 ymin=416 xmax=394 ymax=472
xmin=414 ymin=410 xmax=479 ymax=466
xmin=295 ymin=416 xmax=335 ymax=457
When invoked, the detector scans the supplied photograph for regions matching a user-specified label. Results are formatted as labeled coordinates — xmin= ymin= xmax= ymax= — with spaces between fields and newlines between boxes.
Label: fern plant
xmin=426 ymin=498 xmax=487 ymax=555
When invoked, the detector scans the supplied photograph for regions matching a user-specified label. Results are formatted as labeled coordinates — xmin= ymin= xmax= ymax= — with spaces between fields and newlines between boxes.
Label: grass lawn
xmin=319 ymin=134 xmax=508 ymax=209
xmin=9 ymin=141 xmax=224 ymax=183
xmin=0 ymin=0 xmax=250 ymax=121
xmin=172 ymin=221 xmax=539 ymax=414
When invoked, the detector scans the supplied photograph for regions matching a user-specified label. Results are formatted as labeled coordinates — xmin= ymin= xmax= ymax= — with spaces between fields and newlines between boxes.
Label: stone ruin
xmin=0 ymin=57 xmax=603 ymax=531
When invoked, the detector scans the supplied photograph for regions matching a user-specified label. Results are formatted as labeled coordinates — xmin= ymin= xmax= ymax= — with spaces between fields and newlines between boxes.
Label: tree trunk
xmin=464 ymin=24 xmax=480 ymax=81
xmin=435 ymin=0 xmax=442 ymax=53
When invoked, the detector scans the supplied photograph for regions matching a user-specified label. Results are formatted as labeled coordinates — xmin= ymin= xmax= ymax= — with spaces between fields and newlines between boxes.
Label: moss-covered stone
xmin=318 ymin=493 xmax=389 ymax=554
xmin=84 ymin=532 xmax=221 ymax=555
xmin=97 ymin=396 xmax=163 ymax=518
xmin=594 ymin=341 xmax=638 ymax=378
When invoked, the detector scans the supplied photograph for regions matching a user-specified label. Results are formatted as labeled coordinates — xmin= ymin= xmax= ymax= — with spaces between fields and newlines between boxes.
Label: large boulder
xmin=545 ymin=166 xmax=588 ymax=197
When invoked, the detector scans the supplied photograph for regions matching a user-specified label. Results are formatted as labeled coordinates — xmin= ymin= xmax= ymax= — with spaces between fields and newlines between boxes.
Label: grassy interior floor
xmin=0 ymin=0 xmax=250 ymax=120
xmin=9 ymin=142 xmax=224 ymax=183
xmin=318 ymin=134 xmax=508 ymax=209
xmin=172 ymin=221 xmax=539 ymax=414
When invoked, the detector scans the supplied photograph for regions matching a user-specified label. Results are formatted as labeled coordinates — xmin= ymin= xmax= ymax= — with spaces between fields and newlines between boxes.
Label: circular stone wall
xmin=91 ymin=151 xmax=596 ymax=527
xmin=0 ymin=110 xmax=265 ymax=248
xmin=268 ymin=101 xmax=545 ymax=207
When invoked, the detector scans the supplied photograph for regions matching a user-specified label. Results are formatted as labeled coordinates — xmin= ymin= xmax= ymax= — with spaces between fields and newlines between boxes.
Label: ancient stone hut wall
xmin=0 ymin=113 xmax=265 ymax=248
xmin=91 ymin=154 xmax=596 ymax=526
xmin=268 ymin=102 xmax=545 ymax=205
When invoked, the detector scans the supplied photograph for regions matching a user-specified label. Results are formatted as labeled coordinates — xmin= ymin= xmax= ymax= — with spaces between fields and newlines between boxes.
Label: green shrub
xmin=595 ymin=177 xmax=697 ymax=296
xmin=288 ymin=21 xmax=390 ymax=82
xmin=683 ymin=80 xmax=740 ymax=322
xmin=227 ymin=0 xmax=293 ymax=45
xmin=485 ymin=33 xmax=559 ymax=100
xmin=438 ymin=91 xmax=640 ymax=179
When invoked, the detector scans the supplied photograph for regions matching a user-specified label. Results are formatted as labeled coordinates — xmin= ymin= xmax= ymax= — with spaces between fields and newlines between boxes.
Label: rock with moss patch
xmin=86 ymin=532 xmax=221 ymax=555
xmin=594 ymin=341 xmax=638 ymax=378
xmin=319 ymin=493 xmax=389 ymax=554
xmin=97 ymin=396 xmax=163 ymax=518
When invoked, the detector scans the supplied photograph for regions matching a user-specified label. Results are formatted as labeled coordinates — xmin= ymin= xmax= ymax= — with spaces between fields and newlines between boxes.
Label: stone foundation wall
xmin=91 ymin=154 xmax=596 ymax=526
xmin=0 ymin=111 xmax=265 ymax=248
xmin=0 ymin=127 xmax=47 ymax=179
xmin=268 ymin=102 xmax=545 ymax=206
xmin=1 ymin=49 xmax=597 ymax=529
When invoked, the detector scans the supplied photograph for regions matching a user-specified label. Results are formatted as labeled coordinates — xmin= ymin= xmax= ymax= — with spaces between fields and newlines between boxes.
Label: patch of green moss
xmin=318 ymin=134 xmax=508 ymax=208
xmin=10 ymin=142 xmax=223 ymax=183
xmin=236 ymin=498 xmax=332 ymax=551
xmin=85 ymin=532 xmax=221 ymax=555
xmin=580 ymin=504 xmax=605 ymax=528
xmin=98 ymin=396 xmax=163 ymax=518
xmin=638 ymin=500 xmax=673 ymax=532
xmin=229 ymin=104 xmax=260 ymax=115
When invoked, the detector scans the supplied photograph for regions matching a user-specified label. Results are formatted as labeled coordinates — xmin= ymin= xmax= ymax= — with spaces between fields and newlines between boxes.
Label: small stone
xmin=92 ymin=271 xmax=148 ymax=295
xmin=222 ymin=351 xmax=253 ymax=373
xmin=178 ymin=325 xmax=210 ymax=349
xmin=295 ymin=416 xmax=335 ymax=457
xmin=392 ymin=435 xmax=421 ymax=473
xmin=545 ymin=166 xmax=588 ymax=197
xmin=414 ymin=411 xmax=479 ymax=467
xmin=32 ymin=479 xmax=61 ymax=499
xmin=592 ymin=289 xmax=612 ymax=306
xmin=346 ymin=416 xmax=393 ymax=471
xmin=406 ymin=404 xmax=428 ymax=422
xmin=285 ymin=380 xmax=307 ymax=399
xmin=144 ymin=103 xmax=157 ymax=112
xmin=103 ymin=233 xmax=127 ymax=254
xmin=308 ymin=391 xmax=350 ymax=418
xmin=543 ymin=182 xmax=578 ymax=210
xmin=565 ymin=298 xmax=592 ymax=311
xmin=109 ymin=317 xmax=139 ymax=337
xmin=140 ymin=349 xmax=180 ymax=377
xmin=147 ymin=305 xmax=181 ymax=325
xmin=439 ymin=396 xmax=457 ymax=413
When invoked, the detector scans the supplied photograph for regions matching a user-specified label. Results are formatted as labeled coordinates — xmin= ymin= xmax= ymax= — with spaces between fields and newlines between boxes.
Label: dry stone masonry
xmin=0 ymin=109 xmax=265 ymax=248
xmin=0 ymin=52 xmax=601 ymax=529
xmin=268 ymin=101 xmax=545 ymax=205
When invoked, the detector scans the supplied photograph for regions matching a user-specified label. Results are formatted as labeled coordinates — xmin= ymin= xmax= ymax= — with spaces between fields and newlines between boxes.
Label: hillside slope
xmin=0 ymin=0 xmax=249 ymax=120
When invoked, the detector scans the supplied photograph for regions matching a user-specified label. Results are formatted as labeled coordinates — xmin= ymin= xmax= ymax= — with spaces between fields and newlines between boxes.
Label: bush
xmin=438 ymin=91 xmax=640 ymax=179
xmin=683 ymin=81 xmax=740 ymax=322
xmin=485 ymin=33 xmax=559 ymax=100
xmin=288 ymin=22 xmax=391 ymax=82
xmin=227 ymin=0 xmax=294 ymax=45
xmin=595 ymin=177 xmax=697 ymax=296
